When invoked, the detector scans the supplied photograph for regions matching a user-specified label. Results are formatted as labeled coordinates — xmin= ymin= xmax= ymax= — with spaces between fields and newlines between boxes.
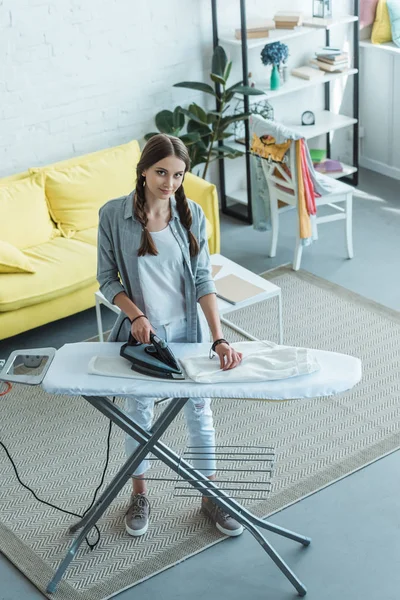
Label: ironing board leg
xmin=93 ymin=397 xmax=310 ymax=595
xmin=48 ymin=395 xmax=310 ymax=596
xmin=46 ymin=396 xmax=189 ymax=594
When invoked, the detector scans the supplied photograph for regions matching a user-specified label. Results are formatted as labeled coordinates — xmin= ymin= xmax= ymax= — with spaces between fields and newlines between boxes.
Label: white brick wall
xmin=0 ymin=0 xmax=214 ymax=176
xmin=0 ymin=0 xmax=353 ymax=178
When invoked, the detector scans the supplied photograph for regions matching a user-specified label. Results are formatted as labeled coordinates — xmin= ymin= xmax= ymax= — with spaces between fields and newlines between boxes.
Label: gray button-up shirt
xmin=97 ymin=191 xmax=216 ymax=343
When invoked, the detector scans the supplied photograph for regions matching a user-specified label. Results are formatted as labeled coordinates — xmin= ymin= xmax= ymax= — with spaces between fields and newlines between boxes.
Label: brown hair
xmin=134 ymin=134 xmax=199 ymax=257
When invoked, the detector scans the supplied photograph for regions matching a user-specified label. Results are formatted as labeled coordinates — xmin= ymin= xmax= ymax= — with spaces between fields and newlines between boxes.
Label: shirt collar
xmin=124 ymin=191 xmax=179 ymax=222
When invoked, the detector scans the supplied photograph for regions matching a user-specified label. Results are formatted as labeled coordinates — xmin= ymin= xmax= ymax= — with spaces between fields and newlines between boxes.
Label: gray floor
xmin=0 ymin=167 xmax=399 ymax=600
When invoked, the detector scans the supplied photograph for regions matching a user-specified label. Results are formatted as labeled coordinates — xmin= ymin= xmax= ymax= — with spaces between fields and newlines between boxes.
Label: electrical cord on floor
xmin=0 ymin=396 xmax=116 ymax=551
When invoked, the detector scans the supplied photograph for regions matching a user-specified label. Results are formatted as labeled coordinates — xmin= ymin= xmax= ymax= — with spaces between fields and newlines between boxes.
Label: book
xmin=234 ymin=19 xmax=275 ymax=39
xmin=291 ymin=66 xmax=325 ymax=80
xmin=302 ymin=17 xmax=333 ymax=28
xmin=212 ymin=264 xmax=222 ymax=278
xmin=275 ymin=22 xmax=299 ymax=30
xmin=316 ymin=53 xmax=348 ymax=63
xmin=274 ymin=11 xmax=304 ymax=23
xmin=215 ymin=274 xmax=265 ymax=304
xmin=309 ymin=149 xmax=327 ymax=163
xmin=235 ymin=28 xmax=271 ymax=39
xmin=314 ymin=159 xmax=343 ymax=173
xmin=309 ymin=59 xmax=347 ymax=73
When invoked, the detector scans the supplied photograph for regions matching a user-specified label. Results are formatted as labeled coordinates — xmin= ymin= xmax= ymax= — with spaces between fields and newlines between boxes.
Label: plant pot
xmin=270 ymin=64 xmax=280 ymax=91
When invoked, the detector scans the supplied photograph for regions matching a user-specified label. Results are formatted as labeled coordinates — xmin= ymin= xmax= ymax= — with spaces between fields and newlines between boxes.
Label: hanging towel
xmin=249 ymin=115 xmax=333 ymax=243
xmin=180 ymin=341 xmax=320 ymax=384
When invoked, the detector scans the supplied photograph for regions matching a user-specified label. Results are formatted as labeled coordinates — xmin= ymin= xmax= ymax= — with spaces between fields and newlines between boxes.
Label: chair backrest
xmin=257 ymin=140 xmax=299 ymax=207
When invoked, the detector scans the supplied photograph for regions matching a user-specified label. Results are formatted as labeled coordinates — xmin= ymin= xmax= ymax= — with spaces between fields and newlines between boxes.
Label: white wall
xmin=0 ymin=0 xmax=354 ymax=179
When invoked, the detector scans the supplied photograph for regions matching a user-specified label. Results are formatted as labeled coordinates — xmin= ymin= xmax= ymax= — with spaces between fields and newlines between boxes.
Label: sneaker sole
xmin=125 ymin=520 xmax=149 ymax=537
xmin=216 ymin=522 xmax=244 ymax=537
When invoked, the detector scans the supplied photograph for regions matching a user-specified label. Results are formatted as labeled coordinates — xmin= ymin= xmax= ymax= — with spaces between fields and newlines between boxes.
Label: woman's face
xmin=142 ymin=156 xmax=186 ymax=202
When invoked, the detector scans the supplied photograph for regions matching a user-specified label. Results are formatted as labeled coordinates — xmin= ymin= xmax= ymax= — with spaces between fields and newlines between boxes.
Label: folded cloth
xmin=180 ymin=341 xmax=320 ymax=384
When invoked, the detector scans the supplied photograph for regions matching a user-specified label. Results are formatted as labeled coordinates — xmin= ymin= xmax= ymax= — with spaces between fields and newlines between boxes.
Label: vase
xmin=270 ymin=64 xmax=280 ymax=91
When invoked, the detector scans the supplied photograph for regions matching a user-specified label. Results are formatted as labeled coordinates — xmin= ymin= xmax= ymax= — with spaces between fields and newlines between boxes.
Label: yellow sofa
xmin=0 ymin=140 xmax=220 ymax=340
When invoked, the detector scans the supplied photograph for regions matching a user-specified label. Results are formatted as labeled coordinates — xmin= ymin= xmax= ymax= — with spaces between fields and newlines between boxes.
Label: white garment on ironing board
xmin=180 ymin=341 xmax=320 ymax=383
xmin=138 ymin=226 xmax=186 ymax=326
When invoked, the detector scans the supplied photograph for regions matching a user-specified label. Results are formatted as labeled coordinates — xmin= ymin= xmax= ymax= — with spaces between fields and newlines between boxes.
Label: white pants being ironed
xmin=125 ymin=316 xmax=216 ymax=477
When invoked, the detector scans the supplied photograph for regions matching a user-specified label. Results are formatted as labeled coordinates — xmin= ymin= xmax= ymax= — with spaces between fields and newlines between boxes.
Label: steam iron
xmin=120 ymin=332 xmax=185 ymax=380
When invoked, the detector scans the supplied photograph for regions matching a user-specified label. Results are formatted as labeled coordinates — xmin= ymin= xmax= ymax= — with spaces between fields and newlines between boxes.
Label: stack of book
xmin=234 ymin=19 xmax=275 ymax=39
xmin=273 ymin=11 xmax=303 ymax=29
xmin=310 ymin=49 xmax=349 ymax=73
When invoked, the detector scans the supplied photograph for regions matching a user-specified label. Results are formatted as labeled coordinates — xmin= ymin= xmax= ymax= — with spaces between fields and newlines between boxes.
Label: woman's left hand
xmin=214 ymin=342 xmax=242 ymax=371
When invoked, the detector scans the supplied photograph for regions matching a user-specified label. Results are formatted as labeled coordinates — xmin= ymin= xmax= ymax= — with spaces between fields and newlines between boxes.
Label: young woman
xmin=97 ymin=134 xmax=243 ymax=538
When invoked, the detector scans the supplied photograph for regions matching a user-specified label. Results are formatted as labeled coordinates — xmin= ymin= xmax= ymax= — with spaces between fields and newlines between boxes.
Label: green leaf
xmin=224 ymin=61 xmax=232 ymax=82
xmin=229 ymin=85 xmax=265 ymax=96
xmin=207 ymin=113 xmax=218 ymax=125
xmin=173 ymin=106 xmax=185 ymax=131
xmin=173 ymin=81 xmax=216 ymax=96
xmin=144 ymin=132 xmax=159 ymax=141
xmin=180 ymin=133 xmax=201 ymax=146
xmin=212 ymin=46 xmax=228 ymax=77
xmin=225 ymin=80 xmax=243 ymax=95
xmin=188 ymin=103 xmax=209 ymax=124
xmin=155 ymin=110 xmax=175 ymax=134
xmin=187 ymin=120 xmax=212 ymax=137
xmin=210 ymin=73 xmax=226 ymax=86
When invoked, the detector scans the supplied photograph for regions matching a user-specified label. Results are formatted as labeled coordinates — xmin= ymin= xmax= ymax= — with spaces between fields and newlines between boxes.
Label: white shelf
xmin=282 ymin=111 xmax=357 ymax=139
xmin=360 ymin=40 xmax=400 ymax=55
xmin=238 ymin=69 xmax=357 ymax=102
xmin=228 ymin=111 xmax=357 ymax=153
xmin=220 ymin=16 xmax=358 ymax=50
xmin=227 ymin=163 xmax=357 ymax=206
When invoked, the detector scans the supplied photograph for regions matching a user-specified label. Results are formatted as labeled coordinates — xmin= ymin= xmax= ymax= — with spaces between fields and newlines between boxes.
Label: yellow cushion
xmin=0 ymin=173 xmax=59 ymax=249
xmin=0 ymin=170 xmax=30 ymax=184
xmin=184 ymin=172 xmax=220 ymax=254
xmin=372 ymin=0 xmax=392 ymax=43
xmin=0 ymin=238 xmax=97 ymax=312
xmin=0 ymin=240 xmax=36 ymax=274
xmin=74 ymin=227 xmax=98 ymax=246
xmin=32 ymin=140 xmax=141 ymax=237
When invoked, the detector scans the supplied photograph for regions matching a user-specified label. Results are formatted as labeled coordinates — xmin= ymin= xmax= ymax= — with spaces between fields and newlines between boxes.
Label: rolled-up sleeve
xmin=195 ymin=208 xmax=217 ymax=301
xmin=97 ymin=209 xmax=125 ymax=304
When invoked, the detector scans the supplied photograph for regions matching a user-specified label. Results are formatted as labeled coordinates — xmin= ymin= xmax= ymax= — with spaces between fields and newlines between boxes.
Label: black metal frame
xmin=212 ymin=0 xmax=360 ymax=223
xmin=46 ymin=394 xmax=311 ymax=596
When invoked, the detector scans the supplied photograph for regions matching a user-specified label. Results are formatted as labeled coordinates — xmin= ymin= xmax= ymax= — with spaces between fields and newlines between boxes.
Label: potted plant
xmin=145 ymin=46 xmax=264 ymax=179
xmin=260 ymin=42 xmax=289 ymax=91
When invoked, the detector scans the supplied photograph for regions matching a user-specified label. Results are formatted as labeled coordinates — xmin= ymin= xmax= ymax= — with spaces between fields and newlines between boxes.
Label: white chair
xmin=262 ymin=142 xmax=354 ymax=271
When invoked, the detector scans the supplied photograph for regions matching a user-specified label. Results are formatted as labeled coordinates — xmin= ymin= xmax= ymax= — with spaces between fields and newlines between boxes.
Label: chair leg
xmin=345 ymin=194 xmax=354 ymax=259
xmin=293 ymin=235 xmax=303 ymax=271
xmin=269 ymin=194 xmax=279 ymax=258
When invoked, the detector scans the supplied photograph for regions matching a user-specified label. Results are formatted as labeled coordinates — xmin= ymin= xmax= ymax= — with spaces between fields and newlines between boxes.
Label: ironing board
xmin=6 ymin=342 xmax=362 ymax=596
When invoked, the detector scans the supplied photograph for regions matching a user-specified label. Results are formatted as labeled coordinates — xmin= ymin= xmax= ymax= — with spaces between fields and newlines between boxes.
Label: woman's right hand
xmin=131 ymin=316 xmax=155 ymax=345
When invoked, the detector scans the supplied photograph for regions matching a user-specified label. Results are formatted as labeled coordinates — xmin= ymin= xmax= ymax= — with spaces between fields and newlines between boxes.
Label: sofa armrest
xmin=183 ymin=172 xmax=220 ymax=255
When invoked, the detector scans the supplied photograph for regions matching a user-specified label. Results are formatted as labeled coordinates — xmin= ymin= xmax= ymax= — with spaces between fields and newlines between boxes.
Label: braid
xmin=175 ymin=186 xmax=200 ymax=257
xmin=134 ymin=175 xmax=158 ymax=256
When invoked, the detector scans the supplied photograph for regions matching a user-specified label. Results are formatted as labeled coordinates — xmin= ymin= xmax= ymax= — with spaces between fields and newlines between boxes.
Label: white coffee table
xmin=94 ymin=254 xmax=282 ymax=344
xmin=211 ymin=254 xmax=283 ymax=344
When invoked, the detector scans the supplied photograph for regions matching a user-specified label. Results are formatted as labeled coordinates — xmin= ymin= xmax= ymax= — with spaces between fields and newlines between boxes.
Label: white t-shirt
xmin=138 ymin=226 xmax=186 ymax=326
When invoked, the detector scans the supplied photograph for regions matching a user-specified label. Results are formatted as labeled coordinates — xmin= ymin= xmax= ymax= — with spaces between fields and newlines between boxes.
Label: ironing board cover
xmin=42 ymin=342 xmax=362 ymax=401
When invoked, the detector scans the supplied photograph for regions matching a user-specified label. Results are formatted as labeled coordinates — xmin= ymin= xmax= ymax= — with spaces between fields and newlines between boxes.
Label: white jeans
xmin=125 ymin=316 xmax=216 ymax=477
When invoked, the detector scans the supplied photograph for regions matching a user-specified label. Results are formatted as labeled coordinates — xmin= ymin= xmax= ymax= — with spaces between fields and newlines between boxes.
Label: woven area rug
xmin=1 ymin=266 xmax=399 ymax=600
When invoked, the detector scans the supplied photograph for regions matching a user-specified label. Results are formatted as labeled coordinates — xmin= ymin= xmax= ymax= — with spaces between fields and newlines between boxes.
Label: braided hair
xmin=134 ymin=134 xmax=200 ymax=257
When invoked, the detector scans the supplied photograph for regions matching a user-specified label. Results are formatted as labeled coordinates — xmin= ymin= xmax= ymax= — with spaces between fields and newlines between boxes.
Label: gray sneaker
xmin=201 ymin=497 xmax=244 ymax=537
xmin=125 ymin=493 xmax=150 ymax=537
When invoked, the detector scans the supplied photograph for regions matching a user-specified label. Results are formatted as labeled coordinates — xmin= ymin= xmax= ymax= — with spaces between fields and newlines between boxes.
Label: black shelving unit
xmin=211 ymin=0 xmax=360 ymax=224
